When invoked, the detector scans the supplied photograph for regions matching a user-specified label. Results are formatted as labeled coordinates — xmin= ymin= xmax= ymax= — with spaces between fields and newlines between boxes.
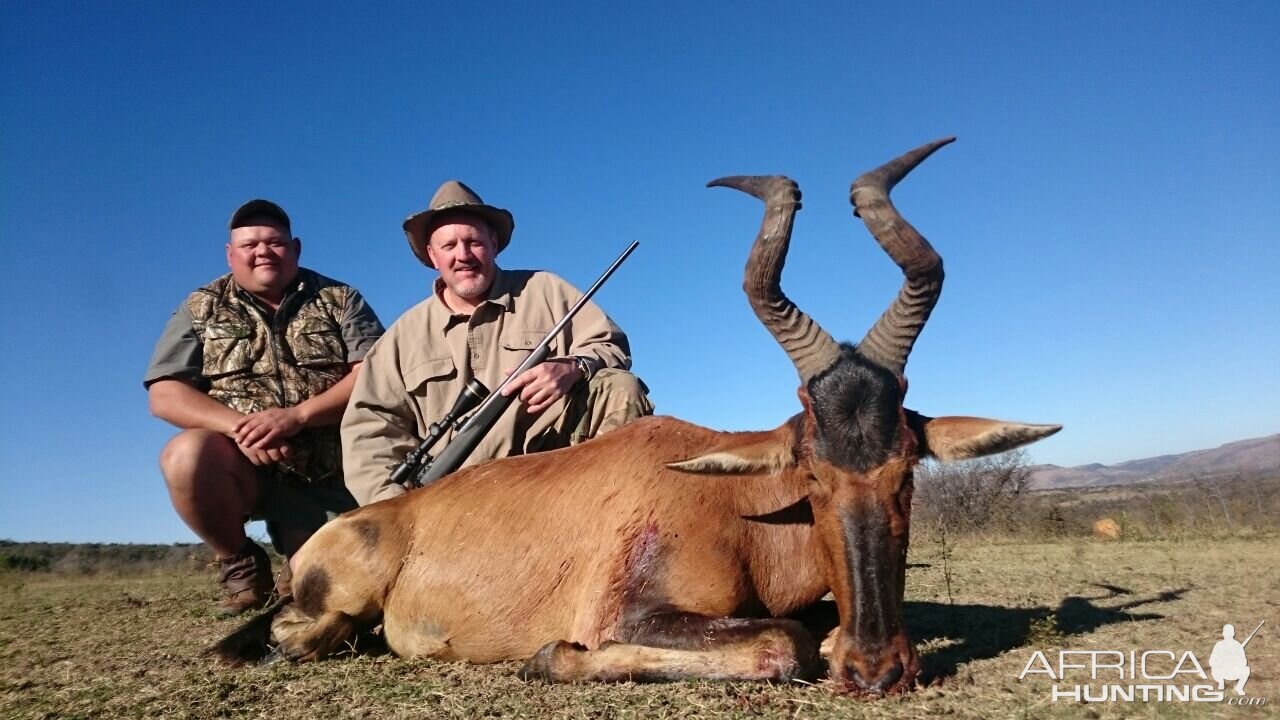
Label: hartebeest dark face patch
xmin=840 ymin=502 xmax=903 ymax=642
xmin=807 ymin=345 xmax=903 ymax=472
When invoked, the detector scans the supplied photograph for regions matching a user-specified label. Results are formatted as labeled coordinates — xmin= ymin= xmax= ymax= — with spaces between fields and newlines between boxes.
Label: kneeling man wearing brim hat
xmin=341 ymin=181 xmax=654 ymax=506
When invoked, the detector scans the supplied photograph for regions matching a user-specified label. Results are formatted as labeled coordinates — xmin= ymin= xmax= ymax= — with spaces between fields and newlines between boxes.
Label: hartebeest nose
xmin=849 ymin=661 xmax=904 ymax=693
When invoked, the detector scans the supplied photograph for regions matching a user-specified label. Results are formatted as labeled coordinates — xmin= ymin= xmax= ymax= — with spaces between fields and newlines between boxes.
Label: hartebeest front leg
xmin=518 ymin=614 xmax=821 ymax=683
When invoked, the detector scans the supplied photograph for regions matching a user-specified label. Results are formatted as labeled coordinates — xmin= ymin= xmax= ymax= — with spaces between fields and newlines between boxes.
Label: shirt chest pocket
xmin=288 ymin=318 xmax=346 ymax=367
xmin=404 ymin=356 xmax=457 ymax=398
xmin=499 ymin=329 xmax=552 ymax=371
xmin=201 ymin=322 xmax=257 ymax=379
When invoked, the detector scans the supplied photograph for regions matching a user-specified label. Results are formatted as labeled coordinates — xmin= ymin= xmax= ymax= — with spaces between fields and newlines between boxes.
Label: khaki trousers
xmin=529 ymin=369 xmax=655 ymax=452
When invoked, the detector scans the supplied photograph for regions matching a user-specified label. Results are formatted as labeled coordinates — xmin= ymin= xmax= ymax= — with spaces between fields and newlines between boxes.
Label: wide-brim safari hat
xmin=403 ymin=180 xmax=514 ymax=268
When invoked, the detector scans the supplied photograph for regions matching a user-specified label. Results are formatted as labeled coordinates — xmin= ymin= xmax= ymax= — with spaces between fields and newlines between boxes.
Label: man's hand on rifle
xmin=501 ymin=358 xmax=583 ymax=414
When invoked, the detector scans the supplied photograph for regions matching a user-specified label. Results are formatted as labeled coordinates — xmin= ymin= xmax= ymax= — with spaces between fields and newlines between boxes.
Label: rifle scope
xmin=387 ymin=377 xmax=490 ymax=487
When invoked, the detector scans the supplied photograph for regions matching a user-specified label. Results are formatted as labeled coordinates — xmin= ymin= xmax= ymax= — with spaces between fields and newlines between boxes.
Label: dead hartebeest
xmin=213 ymin=138 xmax=1060 ymax=695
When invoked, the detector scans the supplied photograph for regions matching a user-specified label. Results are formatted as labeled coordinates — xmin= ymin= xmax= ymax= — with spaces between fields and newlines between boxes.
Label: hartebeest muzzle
xmin=830 ymin=493 xmax=918 ymax=693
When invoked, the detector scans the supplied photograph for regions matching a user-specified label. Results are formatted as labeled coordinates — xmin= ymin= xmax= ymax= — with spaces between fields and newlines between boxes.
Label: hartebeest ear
xmin=667 ymin=428 xmax=797 ymax=475
xmin=908 ymin=412 xmax=1062 ymax=462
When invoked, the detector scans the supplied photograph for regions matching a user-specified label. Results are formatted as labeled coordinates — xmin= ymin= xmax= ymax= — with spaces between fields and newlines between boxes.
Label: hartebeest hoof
xmin=707 ymin=175 xmax=801 ymax=207
xmin=259 ymin=648 xmax=287 ymax=666
xmin=518 ymin=640 xmax=588 ymax=682
xmin=270 ymin=606 xmax=359 ymax=663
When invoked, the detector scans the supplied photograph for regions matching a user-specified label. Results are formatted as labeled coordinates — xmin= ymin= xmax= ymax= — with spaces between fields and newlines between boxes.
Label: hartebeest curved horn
xmin=850 ymin=137 xmax=955 ymax=375
xmin=708 ymin=175 xmax=843 ymax=383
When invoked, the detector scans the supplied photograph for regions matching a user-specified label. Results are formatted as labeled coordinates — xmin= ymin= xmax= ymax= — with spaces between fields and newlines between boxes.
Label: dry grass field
xmin=2 ymin=533 xmax=1276 ymax=719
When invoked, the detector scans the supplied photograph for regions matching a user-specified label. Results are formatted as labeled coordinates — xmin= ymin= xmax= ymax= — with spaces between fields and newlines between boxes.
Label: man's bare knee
xmin=160 ymin=430 xmax=244 ymax=488
xmin=159 ymin=429 xmax=260 ymax=556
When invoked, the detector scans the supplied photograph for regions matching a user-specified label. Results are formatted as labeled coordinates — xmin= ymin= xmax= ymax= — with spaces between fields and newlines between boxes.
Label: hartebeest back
xmin=213 ymin=138 xmax=1060 ymax=696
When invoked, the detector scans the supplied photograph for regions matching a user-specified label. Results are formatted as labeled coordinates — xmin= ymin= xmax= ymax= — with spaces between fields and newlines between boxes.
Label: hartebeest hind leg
xmin=519 ymin=614 xmax=821 ymax=683
xmin=269 ymin=604 xmax=362 ymax=662
xmin=260 ymin=514 xmax=397 ymax=663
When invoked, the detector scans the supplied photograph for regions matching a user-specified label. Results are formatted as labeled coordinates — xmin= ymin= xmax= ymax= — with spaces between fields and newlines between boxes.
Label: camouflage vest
xmin=186 ymin=269 xmax=351 ymax=487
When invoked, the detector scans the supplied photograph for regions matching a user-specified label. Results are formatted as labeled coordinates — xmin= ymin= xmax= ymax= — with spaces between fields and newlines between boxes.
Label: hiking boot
xmin=274 ymin=558 xmax=293 ymax=599
xmin=215 ymin=540 xmax=273 ymax=617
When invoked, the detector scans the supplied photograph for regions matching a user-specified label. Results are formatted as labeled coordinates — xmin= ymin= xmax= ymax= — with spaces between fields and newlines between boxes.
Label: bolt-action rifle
xmin=388 ymin=241 xmax=639 ymax=490
xmin=1241 ymin=621 xmax=1264 ymax=648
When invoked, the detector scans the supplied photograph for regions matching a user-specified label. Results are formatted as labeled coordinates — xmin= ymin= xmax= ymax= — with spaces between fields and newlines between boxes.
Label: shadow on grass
xmin=791 ymin=585 xmax=1190 ymax=683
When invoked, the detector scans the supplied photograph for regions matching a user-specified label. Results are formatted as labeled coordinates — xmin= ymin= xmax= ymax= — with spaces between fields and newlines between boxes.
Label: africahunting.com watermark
xmin=1019 ymin=621 xmax=1268 ymax=705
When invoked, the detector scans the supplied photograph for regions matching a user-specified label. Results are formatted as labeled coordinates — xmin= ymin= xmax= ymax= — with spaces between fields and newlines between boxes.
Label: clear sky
xmin=2 ymin=2 xmax=1276 ymax=543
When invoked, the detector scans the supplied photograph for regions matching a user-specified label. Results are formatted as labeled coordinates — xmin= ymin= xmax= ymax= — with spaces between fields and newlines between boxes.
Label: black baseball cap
xmin=229 ymin=199 xmax=291 ymax=232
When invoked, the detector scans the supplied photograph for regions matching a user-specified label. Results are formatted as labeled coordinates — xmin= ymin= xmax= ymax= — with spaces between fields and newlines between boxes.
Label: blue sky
xmin=2 ymin=2 xmax=1276 ymax=543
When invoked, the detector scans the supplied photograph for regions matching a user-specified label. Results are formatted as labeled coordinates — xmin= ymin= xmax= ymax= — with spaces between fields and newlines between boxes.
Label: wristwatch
xmin=572 ymin=355 xmax=595 ymax=383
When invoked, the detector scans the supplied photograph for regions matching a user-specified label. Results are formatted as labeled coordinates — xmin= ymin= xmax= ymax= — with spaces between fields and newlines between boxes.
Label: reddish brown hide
xmin=212 ymin=139 xmax=1060 ymax=696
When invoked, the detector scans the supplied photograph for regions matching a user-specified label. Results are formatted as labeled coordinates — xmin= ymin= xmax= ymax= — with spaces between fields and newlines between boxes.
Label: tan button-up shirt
xmin=341 ymin=268 xmax=632 ymax=506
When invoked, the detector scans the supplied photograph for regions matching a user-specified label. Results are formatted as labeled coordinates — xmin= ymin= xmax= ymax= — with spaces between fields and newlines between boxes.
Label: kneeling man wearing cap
xmin=145 ymin=200 xmax=385 ymax=615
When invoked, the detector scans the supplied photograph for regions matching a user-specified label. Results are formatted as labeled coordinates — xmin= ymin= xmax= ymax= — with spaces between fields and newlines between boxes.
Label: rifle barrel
xmin=460 ymin=240 xmax=639 ymax=425
xmin=411 ymin=240 xmax=639 ymax=486
xmin=1241 ymin=620 xmax=1265 ymax=648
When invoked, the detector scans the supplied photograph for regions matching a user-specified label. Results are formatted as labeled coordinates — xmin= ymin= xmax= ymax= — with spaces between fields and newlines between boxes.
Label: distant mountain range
xmin=1030 ymin=433 xmax=1280 ymax=489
